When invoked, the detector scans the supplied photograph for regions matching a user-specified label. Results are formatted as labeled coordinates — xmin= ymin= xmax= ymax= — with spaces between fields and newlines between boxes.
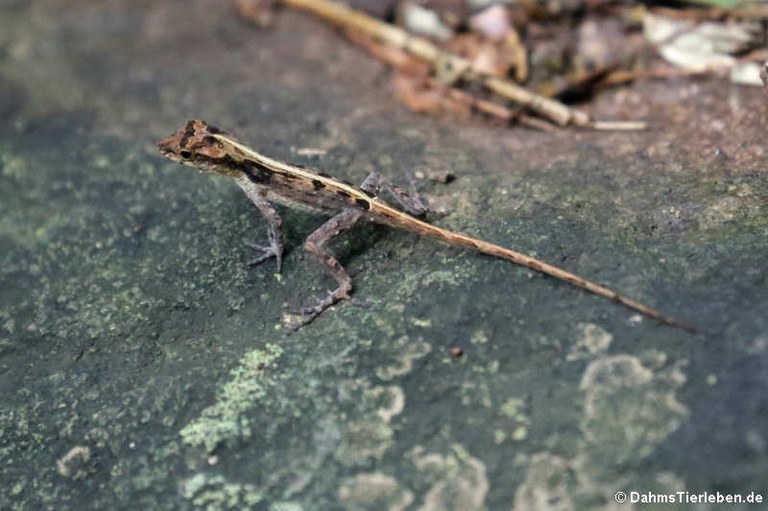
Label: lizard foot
xmin=290 ymin=289 xmax=350 ymax=330
xmin=244 ymin=239 xmax=283 ymax=272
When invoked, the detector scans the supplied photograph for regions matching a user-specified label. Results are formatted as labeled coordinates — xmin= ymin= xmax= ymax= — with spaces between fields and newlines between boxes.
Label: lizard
xmin=157 ymin=119 xmax=696 ymax=332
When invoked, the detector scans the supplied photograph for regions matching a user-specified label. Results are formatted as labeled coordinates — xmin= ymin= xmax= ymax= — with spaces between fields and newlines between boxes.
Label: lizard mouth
xmin=156 ymin=137 xmax=184 ymax=163
xmin=156 ymin=137 xmax=172 ymax=153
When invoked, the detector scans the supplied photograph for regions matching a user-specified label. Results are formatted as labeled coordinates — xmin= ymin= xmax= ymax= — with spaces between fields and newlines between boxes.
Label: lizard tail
xmin=390 ymin=214 xmax=698 ymax=333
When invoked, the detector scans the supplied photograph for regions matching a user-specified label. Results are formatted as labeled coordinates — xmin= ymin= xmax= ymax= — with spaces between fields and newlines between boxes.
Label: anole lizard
xmin=157 ymin=119 xmax=696 ymax=332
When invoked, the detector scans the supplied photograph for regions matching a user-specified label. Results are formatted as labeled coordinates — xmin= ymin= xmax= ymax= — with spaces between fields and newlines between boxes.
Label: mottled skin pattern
xmin=157 ymin=119 xmax=696 ymax=332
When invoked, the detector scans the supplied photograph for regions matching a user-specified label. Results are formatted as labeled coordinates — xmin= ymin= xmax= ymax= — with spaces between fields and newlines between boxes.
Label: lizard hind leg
xmin=360 ymin=172 xmax=429 ymax=217
xmin=296 ymin=208 xmax=365 ymax=329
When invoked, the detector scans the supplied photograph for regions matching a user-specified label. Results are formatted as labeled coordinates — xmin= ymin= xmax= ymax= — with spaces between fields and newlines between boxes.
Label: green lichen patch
xmin=337 ymin=473 xmax=413 ymax=511
xmin=579 ymin=354 xmax=688 ymax=476
xmin=408 ymin=446 xmax=490 ymax=511
xmin=181 ymin=473 xmax=266 ymax=511
xmin=177 ymin=335 xmax=410 ymax=508
xmin=181 ymin=344 xmax=284 ymax=452
xmin=513 ymin=453 xmax=577 ymax=511
xmin=508 ymin=350 xmax=690 ymax=509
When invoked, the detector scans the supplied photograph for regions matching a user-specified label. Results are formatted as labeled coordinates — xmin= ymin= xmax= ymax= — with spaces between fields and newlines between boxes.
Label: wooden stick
xmin=348 ymin=29 xmax=557 ymax=130
xmin=282 ymin=0 xmax=598 ymax=127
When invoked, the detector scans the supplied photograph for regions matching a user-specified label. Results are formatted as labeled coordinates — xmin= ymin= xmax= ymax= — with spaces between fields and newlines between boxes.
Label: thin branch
xmin=281 ymin=0 xmax=622 ymax=128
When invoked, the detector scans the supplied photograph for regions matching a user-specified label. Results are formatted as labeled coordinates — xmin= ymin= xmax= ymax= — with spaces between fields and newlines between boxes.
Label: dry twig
xmin=348 ymin=29 xmax=556 ymax=130
xmin=281 ymin=0 xmax=643 ymax=129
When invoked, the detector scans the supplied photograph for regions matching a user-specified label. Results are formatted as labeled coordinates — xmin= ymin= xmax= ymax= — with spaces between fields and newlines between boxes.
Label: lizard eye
xmin=179 ymin=150 xmax=192 ymax=159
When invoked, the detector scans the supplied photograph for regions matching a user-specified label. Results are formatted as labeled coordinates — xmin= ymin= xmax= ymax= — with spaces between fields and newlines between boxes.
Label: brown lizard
xmin=157 ymin=119 xmax=696 ymax=332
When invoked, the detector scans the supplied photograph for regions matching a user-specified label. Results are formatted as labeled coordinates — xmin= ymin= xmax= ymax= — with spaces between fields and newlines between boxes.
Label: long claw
xmin=244 ymin=240 xmax=270 ymax=250
xmin=247 ymin=253 xmax=275 ymax=266
xmin=244 ymin=239 xmax=282 ymax=271
xmin=301 ymin=293 xmax=329 ymax=315
xmin=289 ymin=290 xmax=344 ymax=330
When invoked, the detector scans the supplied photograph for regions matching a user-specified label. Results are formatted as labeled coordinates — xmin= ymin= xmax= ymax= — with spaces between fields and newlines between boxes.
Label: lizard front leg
xmin=235 ymin=176 xmax=285 ymax=271
xmin=298 ymin=208 xmax=364 ymax=328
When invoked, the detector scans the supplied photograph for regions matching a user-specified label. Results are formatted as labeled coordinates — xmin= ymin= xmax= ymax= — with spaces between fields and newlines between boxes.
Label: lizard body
xmin=157 ymin=119 xmax=695 ymax=332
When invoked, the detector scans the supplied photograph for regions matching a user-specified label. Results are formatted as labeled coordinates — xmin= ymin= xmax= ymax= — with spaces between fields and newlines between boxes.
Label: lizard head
xmin=157 ymin=119 xmax=240 ymax=176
